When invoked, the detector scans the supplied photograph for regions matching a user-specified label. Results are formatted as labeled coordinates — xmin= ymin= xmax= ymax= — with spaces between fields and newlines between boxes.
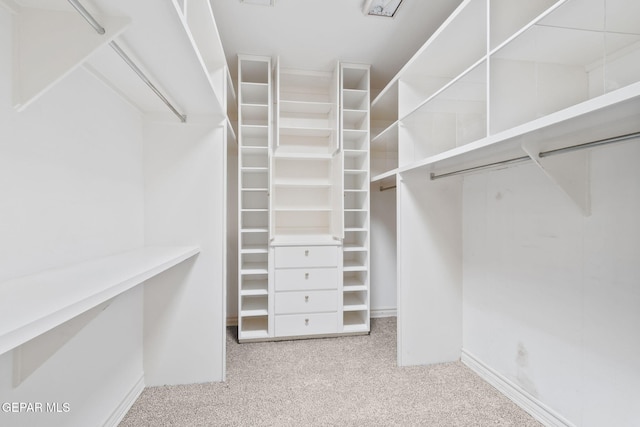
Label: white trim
xmin=371 ymin=308 xmax=397 ymax=318
xmin=103 ymin=374 xmax=144 ymax=427
xmin=461 ymin=349 xmax=575 ymax=427
xmin=227 ymin=316 xmax=238 ymax=327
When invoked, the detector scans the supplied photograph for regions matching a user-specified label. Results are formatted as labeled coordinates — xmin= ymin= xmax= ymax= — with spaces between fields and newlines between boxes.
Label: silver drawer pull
xmin=305 ymin=318 xmax=309 ymax=326
xmin=305 ymin=272 xmax=309 ymax=280
xmin=304 ymin=250 xmax=309 ymax=256
xmin=305 ymin=295 xmax=309 ymax=303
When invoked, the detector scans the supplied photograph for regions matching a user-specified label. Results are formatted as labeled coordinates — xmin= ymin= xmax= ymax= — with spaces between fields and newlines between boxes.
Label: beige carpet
xmin=120 ymin=318 xmax=541 ymax=426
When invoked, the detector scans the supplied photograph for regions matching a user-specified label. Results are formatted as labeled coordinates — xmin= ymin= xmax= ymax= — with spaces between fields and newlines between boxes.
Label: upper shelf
xmin=0 ymin=245 xmax=200 ymax=356
xmin=398 ymin=81 xmax=640 ymax=179
xmin=371 ymin=0 xmax=640 ymax=183
xmin=7 ymin=0 xmax=231 ymax=122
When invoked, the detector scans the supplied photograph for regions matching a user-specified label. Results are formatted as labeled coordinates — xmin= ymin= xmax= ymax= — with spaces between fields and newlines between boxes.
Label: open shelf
xmin=239 ymin=316 xmax=269 ymax=340
xmin=343 ymin=310 xmax=368 ymax=332
xmin=0 ymin=245 xmax=199 ymax=356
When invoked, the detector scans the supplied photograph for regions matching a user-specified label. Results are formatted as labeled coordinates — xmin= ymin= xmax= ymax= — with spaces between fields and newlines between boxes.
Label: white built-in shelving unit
xmin=238 ymin=58 xmax=371 ymax=341
xmin=341 ymin=64 xmax=371 ymax=333
xmin=237 ymin=55 xmax=272 ymax=341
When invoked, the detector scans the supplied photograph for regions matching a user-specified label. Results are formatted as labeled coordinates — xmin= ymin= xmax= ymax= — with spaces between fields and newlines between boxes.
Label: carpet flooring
xmin=120 ymin=317 xmax=542 ymax=426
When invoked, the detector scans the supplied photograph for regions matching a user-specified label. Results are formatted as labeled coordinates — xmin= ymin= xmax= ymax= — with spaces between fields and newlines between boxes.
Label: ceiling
xmin=210 ymin=0 xmax=463 ymax=91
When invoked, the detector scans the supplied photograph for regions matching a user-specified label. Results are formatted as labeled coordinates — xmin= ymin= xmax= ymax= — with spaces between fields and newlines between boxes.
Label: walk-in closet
xmin=1 ymin=0 xmax=638 ymax=426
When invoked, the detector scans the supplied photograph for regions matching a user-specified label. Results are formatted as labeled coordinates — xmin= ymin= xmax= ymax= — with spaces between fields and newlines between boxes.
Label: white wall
xmin=370 ymin=182 xmax=397 ymax=316
xmin=0 ymin=7 xmax=146 ymax=426
xmin=143 ymin=120 xmax=228 ymax=385
xmin=462 ymin=141 xmax=640 ymax=426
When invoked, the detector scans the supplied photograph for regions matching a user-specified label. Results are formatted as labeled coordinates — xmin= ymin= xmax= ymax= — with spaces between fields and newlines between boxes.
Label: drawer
xmin=275 ymin=268 xmax=338 ymax=291
xmin=274 ymin=246 xmax=338 ymax=268
xmin=275 ymin=290 xmax=338 ymax=314
xmin=275 ymin=312 xmax=338 ymax=337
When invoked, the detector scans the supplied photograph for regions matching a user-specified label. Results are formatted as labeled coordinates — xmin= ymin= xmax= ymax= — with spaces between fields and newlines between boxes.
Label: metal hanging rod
xmin=67 ymin=0 xmax=187 ymax=123
xmin=430 ymin=130 xmax=640 ymax=181
xmin=379 ymin=185 xmax=397 ymax=192
xmin=538 ymin=131 xmax=640 ymax=158
xmin=68 ymin=0 xmax=105 ymax=34
xmin=430 ymin=156 xmax=530 ymax=180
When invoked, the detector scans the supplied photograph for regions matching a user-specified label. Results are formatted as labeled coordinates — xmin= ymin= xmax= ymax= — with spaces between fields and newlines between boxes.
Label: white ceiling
xmin=210 ymin=0 xmax=463 ymax=91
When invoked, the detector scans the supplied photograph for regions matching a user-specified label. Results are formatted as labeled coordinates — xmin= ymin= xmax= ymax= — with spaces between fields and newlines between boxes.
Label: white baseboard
xmin=461 ymin=350 xmax=574 ymax=427
xmin=227 ymin=316 xmax=238 ymax=326
xmin=103 ymin=374 xmax=145 ymax=427
xmin=371 ymin=308 xmax=397 ymax=318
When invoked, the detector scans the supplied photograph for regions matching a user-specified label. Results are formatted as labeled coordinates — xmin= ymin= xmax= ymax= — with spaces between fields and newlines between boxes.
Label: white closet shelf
xmin=0 ymin=245 xmax=199 ymax=356
xmin=374 ymin=83 xmax=640 ymax=181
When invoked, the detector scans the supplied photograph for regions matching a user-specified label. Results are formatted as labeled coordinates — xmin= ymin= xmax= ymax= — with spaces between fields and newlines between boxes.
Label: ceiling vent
xmin=363 ymin=0 xmax=404 ymax=17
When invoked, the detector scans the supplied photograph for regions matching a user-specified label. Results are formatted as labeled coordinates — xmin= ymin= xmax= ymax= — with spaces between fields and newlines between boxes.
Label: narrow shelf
xmin=343 ymin=304 xmax=368 ymax=312
xmin=240 ymin=262 xmax=268 ymax=275
xmin=345 ymin=227 xmax=367 ymax=232
xmin=241 ymin=167 xmax=269 ymax=173
xmin=240 ymin=245 xmax=268 ymax=254
xmin=240 ymin=308 xmax=269 ymax=317
xmin=343 ymin=245 xmax=367 ymax=252
xmin=343 ymin=281 xmax=367 ymax=292
xmin=343 ymin=262 xmax=368 ymax=272
xmin=240 ymin=227 xmax=269 ymax=233
xmin=0 ymin=245 xmax=200 ymax=356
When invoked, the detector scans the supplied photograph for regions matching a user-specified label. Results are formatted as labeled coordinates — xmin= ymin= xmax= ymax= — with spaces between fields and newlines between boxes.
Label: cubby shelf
xmin=0 ymin=246 xmax=199 ymax=356
xmin=341 ymin=62 xmax=370 ymax=334
xmin=238 ymin=55 xmax=272 ymax=341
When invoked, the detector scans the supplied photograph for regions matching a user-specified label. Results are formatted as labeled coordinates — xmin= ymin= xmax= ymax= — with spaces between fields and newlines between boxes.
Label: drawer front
xmin=275 ymin=312 xmax=338 ymax=337
xmin=274 ymin=246 xmax=338 ymax=268
xmin=275 ymin=290 xmax=338 ymax=314
xmin=275 ymin=268 xmax=338 ymax=291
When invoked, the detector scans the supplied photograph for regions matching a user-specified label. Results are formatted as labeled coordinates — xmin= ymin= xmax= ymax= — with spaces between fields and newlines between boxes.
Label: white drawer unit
xmin=275 ymin=267 xmax=338 ymax=291
xmin=275 ymin=290 xmax=338 ymax=315
xmin=274 ymin=245 xmax=338 ymax=269
xmin=275 ymin=312 xmax=339 ymax=337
